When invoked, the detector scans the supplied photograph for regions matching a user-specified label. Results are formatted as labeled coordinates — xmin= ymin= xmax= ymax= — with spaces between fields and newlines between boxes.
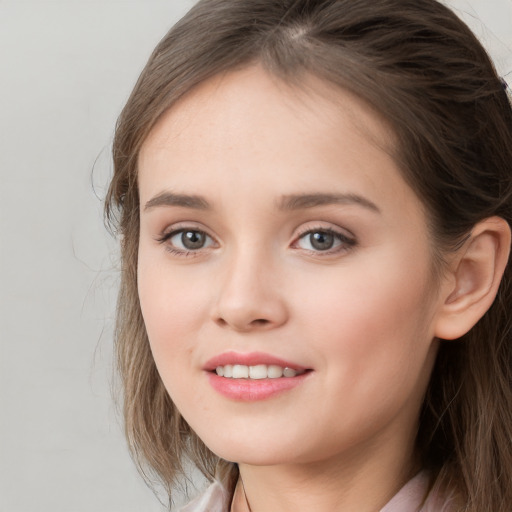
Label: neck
xmin=235 ymin=433 xmax=419 ymax=512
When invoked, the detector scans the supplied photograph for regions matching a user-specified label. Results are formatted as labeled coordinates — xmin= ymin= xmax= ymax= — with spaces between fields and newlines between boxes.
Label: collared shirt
xmin=179 ymin=470 xmax=455 ymax=512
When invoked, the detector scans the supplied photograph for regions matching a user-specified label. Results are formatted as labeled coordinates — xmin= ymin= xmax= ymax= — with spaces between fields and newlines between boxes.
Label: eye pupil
xmin=182 ymin=230 xmax=205 ymax=249
xmin=310 ymin=232 xmax=334 ymax=250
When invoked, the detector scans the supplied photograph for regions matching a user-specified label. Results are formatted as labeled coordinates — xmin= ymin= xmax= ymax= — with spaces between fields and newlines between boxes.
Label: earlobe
xmin=434 ymin=217 xmax=511 ymax=340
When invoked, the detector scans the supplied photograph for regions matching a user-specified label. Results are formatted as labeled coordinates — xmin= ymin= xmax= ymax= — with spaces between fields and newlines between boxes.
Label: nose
xmin=211 ymin=249 xmax=289 ymax=332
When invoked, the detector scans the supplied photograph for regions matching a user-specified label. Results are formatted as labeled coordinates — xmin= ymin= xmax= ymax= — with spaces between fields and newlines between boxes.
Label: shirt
xmin=179 ymin=470 xmax=455 ymax=512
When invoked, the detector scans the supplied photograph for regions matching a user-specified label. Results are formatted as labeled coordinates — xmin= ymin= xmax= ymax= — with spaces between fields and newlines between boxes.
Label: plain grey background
xmin=0 ymin=1 xmax=510 ymax=511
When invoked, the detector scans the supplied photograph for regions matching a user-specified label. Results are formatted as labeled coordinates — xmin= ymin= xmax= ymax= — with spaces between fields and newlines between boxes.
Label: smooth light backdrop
xmin=1 ymin=1 xmax=510 ymax=511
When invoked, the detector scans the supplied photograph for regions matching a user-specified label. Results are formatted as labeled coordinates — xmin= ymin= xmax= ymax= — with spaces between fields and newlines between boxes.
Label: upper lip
xmin=203 ymin=351 xmax=309 ymax=372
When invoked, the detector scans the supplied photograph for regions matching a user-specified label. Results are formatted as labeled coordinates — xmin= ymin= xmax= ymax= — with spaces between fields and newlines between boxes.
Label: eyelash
xmin=156 ymin=225 xmax=356 ymax=257
xmin=156 ymin=227 xmax=214 ymax=258
xmin=292 ymin=226 xmax=356 ymax=255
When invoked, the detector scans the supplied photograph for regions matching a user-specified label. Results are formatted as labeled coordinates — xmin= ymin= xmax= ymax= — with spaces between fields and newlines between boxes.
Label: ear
xmin=434 ymin=217 xmax=511 ymax=340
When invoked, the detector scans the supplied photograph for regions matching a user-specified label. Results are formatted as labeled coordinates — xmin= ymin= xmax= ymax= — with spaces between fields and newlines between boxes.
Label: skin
xmin=137 ymin=65 xmax=462 ymax=511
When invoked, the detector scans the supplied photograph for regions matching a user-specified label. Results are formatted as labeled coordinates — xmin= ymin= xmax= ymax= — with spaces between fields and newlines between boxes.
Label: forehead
xmin=137 ymin=65 xmax=415 ymax=220
xmin=139 ymin=64 xmax=397 ymax=170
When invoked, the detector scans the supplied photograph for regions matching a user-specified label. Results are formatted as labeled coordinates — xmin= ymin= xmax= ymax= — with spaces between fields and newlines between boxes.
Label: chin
xmin=201 ymin=432 xmax=302 ymax=467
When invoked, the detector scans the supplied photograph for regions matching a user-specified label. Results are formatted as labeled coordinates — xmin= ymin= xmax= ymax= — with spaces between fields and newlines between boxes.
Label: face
xmin=137 ymin=66 xmax=446 ymax=469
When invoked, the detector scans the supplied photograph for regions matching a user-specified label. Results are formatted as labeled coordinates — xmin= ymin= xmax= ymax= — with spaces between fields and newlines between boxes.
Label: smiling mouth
xmin=207 ymin=357 xmax=312 ymax=400
xmin=214 ymin=364 xmax=308 ymax=379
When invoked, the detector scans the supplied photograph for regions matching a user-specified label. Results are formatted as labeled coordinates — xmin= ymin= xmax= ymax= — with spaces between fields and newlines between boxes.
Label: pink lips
xmin=204 ymin=351 xmax=311 ymax=401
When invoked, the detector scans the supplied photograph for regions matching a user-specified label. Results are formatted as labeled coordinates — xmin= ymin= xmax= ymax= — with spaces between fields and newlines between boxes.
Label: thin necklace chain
xmin=240 ymin=474 xmax=253 ymax=512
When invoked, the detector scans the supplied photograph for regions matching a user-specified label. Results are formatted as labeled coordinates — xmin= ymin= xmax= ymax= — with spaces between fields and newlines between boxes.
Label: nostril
xmin=214 ymin=316 xmax=271 ymax=331
xmin=252 ymin=319 xmax=270 ymax=326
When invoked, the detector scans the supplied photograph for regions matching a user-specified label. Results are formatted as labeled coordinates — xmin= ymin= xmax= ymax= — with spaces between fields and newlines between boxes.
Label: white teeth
xmin=215 ymin=364 xmax=303 ymax=379
xmin=283 ymin=367 xmax=297 ymax=378
xmin=232 ymin=364 xmax=249 ymax=379
xmin=249 ymin=364 xmax=267 ymax=379
xmin=267 ymin=365 xmax=284 ymax=378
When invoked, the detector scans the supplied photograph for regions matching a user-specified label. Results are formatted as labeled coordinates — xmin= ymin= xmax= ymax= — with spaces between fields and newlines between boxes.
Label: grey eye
xmin=296 ymin=229 xmax=354 ymax=253
xmin=309 ymin=232 xmax=335 ymax=250
xmin=169 ymin=230 xmax=213 ymax=250
xmin=182 ymin=230 xmax=205 ymax=249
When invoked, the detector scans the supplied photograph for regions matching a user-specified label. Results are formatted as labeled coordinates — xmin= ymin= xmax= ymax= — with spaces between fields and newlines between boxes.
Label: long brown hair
xmin=105 ymin=0 xmax=512 ymax=509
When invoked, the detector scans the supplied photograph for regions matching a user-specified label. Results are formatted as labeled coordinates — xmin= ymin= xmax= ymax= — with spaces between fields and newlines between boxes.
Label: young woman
xmin=105 ymin=1 xmax=512 ymax=510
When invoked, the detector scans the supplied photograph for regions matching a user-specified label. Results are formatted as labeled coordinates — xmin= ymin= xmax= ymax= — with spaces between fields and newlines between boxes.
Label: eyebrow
xmin=277 ymin=193 xmax=380 ymax=213
xmin=143 ymin=191 xmax=380 ymax=214
xmin=144 ymin=192 xmax=210 ymax=211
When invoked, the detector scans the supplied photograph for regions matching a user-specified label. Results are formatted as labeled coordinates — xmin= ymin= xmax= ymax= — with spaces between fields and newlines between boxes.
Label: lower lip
xmin=207 ymin=372 xmax=310 ymax=401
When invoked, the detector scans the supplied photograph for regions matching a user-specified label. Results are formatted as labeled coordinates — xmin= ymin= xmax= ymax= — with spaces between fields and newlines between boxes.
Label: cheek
xmin=285 ymin=266 xmax=437 ymax=456
xmin=294 ymin=250 xmax=437 ymax=395
xmin=137 ymin=253 xmax=211 ymax=374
